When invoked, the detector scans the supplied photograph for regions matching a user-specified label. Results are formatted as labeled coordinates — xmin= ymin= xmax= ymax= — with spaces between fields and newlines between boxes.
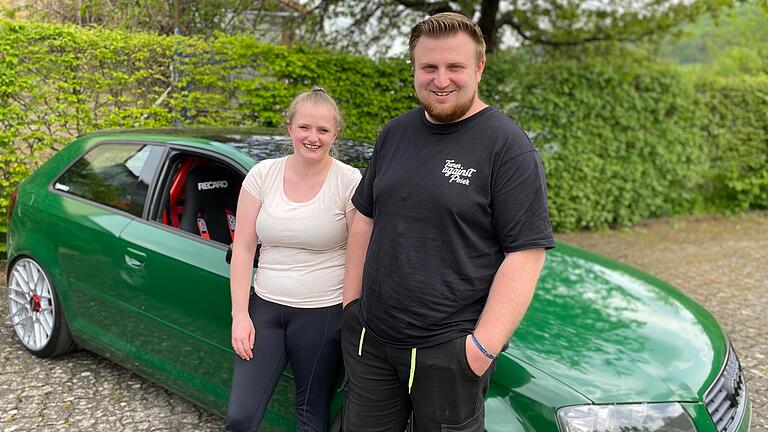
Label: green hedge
xmin=175 ymin=36 xmax=415 ymax=139
xmin=482 ymin=52 xmax=767 ymax=229
xmin=1 ymin=19 xmax=766 ymax=240
xmin=695 ymin=76 xmax=768 ymax=211
xmin=0 ymin=19 xmax=180 ymax=230
xmin=482 ymin=52 xmax=711 ymax=229
xmin=487 ymin=52 xmax=768 ymax=229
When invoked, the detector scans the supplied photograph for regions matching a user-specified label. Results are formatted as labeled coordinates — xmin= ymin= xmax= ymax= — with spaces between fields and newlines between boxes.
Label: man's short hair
xmin=408 ymin=12 xmax=486 ymax=64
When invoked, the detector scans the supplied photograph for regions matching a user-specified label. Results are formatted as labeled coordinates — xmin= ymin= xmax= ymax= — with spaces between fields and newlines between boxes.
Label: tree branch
xmin=281 ymin=0 xmax=307 ymax=13
xmin=394 ymin=0 xmax=454 ymax=14
xmin=497 ymin=10 xmax=668 ymax=47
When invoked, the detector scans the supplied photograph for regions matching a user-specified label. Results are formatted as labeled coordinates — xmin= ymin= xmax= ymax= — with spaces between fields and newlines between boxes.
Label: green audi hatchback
xmin=5 ymin=129 xmax=751 ymax=432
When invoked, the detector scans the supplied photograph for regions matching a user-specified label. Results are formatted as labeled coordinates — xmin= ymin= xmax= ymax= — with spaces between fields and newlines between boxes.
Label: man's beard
xmin=419 ymin=89 xmax=475 ymax=123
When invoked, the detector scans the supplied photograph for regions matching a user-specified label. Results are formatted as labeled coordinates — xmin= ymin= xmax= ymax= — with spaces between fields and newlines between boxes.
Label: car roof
xmin=81 ymin=127 xmax=373 ymax=167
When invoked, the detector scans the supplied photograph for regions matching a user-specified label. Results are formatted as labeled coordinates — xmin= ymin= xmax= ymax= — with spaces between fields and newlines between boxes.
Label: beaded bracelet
xmin=470 ymin=333 xmax=496 ymax=360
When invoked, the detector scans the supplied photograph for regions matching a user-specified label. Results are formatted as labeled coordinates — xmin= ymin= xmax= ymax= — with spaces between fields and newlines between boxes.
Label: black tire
xmin=7 ymin=257 xmax=76 ymax=358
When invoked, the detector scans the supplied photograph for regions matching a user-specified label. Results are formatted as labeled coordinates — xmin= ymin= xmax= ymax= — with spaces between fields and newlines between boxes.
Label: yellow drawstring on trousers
xmin=357 ymin=326 xmax=416 ymax=394
xmin=408 ymin=348 xmax=417 ymax=394
xmin=358 ymin=327 xmax=366 ymax=356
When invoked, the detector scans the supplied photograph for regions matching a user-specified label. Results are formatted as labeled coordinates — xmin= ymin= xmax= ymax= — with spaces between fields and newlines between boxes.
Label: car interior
xmin=157 ymin=154 xmax=243 ymax=245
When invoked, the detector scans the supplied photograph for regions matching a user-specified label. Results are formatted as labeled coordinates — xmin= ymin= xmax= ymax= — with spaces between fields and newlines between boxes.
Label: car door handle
xmin=124 ymin=248 xmax=147 ymax=269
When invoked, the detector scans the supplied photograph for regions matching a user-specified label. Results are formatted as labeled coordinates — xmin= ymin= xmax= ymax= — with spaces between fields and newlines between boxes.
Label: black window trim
xmin=49 ymin=139 xmax=251 ymax=249
xmin=49 ymin=140 xmax=169 ymax=220
xmin=137 ymin=145 xmax=250 ymax=250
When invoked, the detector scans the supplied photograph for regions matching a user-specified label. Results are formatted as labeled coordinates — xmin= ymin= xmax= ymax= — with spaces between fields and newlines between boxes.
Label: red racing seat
xmin=180 ymin=165 xmax=240 ymax=244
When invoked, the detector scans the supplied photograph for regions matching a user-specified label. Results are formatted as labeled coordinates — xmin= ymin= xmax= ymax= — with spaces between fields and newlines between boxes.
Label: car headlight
xmin=557 ymin=402 xmax=696 ymax=432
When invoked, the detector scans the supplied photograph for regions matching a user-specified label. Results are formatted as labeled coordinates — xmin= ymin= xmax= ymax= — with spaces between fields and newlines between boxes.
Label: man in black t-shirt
xmin=341 ymin=12 xmax=555 ymax=432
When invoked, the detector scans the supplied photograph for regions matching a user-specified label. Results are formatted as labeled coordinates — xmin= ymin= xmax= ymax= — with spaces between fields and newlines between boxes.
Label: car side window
xmin=54 ymin=143 xmax=165 ymax=217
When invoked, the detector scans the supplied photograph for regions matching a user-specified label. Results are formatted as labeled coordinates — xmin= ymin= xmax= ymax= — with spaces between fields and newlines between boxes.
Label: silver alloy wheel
xmin=7 ymin=258 xmax=56 ymax=351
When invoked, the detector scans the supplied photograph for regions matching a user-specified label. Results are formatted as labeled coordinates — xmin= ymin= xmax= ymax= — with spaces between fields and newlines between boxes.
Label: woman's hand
xmin=232 ymin=314 xmax=256 ymax=361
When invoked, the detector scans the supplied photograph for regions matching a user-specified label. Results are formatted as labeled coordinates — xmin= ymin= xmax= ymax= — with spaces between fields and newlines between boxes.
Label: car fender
xmin=484 ymin=353 xmax=591 ymax=431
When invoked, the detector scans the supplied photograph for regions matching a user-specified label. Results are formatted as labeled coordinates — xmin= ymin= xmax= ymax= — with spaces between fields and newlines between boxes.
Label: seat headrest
xmin=184 ymin=167 xmax=236 ymax=196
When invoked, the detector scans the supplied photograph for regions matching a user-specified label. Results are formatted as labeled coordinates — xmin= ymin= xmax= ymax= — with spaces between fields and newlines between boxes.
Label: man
xmin=341 ymin=12 xmax=554 ymax=432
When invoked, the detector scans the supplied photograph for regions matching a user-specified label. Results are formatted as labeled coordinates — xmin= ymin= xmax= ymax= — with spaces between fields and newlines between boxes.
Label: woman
xmin=226 ymin=87 xmax=361 ymax=432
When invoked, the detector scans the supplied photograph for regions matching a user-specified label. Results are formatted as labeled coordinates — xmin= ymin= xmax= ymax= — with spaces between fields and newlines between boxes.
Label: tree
xmin=299 ymin=0 xmax=739 ymax=55
xmin=11 ymin=0 xmax=306 ymax=42
xmin=10 ymin=0 xmax=741 ymax=55
xmin=657 ymin=1 xmax=768 ymax=76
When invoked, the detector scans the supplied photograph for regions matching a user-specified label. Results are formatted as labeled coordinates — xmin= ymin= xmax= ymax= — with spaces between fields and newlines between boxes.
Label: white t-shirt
xmin=241 ymin=156 xmax=362 ymax=308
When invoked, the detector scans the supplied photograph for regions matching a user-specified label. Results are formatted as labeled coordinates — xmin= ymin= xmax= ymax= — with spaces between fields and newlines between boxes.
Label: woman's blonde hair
xmin=285 ymin=86 xmax=343 ymax=131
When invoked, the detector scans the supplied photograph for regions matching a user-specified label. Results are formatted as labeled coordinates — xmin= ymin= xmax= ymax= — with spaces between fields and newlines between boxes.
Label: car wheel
xmin=7 ymin=257 xmax=75 ymax=357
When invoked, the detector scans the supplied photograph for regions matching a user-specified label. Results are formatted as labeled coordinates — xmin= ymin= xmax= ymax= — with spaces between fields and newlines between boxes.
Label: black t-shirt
xmin=352 ymin=106 xmax=555 ymax=348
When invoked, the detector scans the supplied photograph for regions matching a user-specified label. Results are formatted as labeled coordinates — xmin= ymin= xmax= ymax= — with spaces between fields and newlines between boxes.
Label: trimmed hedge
xmin=1 ymin=19 xmax=766 ymax=238
xmin=483 ymin=52 xmax=711 ymax=229
xmin=695 ymin=76 xmax=768 ymax=211
xmin=176 ymin=37 xmax=415 ymax=139
xmin=0 ymin=19 xmax=180 ymax=232
xmin=482 ymin=52 xmax=767 ymax=229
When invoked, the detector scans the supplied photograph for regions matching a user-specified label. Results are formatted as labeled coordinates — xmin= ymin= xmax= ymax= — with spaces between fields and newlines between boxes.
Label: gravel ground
xmin=1 ymin=212 xmax=765 ymax=431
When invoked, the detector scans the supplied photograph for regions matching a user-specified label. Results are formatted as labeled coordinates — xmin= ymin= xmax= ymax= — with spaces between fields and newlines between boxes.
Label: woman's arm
xmin=230 ymin=187 xmax=261 ymax=361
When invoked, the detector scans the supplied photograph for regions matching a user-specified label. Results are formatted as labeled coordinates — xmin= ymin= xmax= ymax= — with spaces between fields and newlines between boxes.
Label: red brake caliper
xmin=30 ymin=294 xmax=42 ymax=313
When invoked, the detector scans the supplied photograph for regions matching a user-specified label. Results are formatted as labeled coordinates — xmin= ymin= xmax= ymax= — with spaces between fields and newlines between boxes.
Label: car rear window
xmin=54 ymin=143 xmax=164 ymax=217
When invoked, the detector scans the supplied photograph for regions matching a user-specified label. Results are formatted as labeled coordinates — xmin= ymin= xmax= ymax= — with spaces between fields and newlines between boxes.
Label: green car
xmin=5 ymin=129 xmax=751 ymax=432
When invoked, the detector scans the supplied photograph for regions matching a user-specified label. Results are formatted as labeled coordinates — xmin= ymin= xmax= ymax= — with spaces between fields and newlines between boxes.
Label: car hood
xmin=502 ymin=242 xmax=727 ymax=404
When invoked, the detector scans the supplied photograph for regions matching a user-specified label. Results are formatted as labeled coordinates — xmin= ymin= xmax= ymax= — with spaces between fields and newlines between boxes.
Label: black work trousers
xmin=341 ymin=299 xmax=492 ymax=432
xmin=226 ymin=294 xmax=342 ymax=432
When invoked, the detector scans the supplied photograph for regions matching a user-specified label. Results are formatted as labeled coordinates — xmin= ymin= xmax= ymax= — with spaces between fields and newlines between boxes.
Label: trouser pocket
xmin=406 ymin=337 xmax=491 ymax=431
xmin=440 ymin=408 xmax=484 ymax=432
xmin=341 ymin=299 xmax=361 ymax=334
xmin=341 ymin=299 xmax=362 ymax=356
xmin=456 ymin=335 xmax=483 ymax=380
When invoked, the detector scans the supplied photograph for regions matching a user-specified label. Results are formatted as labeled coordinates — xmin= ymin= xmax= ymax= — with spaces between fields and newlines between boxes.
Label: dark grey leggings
xmin=226 ymin=294 xmax=342 ymax=432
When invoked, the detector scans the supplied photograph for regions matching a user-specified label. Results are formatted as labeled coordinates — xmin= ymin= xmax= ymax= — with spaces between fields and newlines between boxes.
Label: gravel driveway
xmin=1 ymin=212 xmax=765 ymax=431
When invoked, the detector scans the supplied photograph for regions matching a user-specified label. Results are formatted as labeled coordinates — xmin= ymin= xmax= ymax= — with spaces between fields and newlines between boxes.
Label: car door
xmin=112 ymin=148 xmax=296 ymax=419
xmin=47 ymin=142 xmax=166 ymax=350
xmin=115 ymin=211 xmax=236 ymax=414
